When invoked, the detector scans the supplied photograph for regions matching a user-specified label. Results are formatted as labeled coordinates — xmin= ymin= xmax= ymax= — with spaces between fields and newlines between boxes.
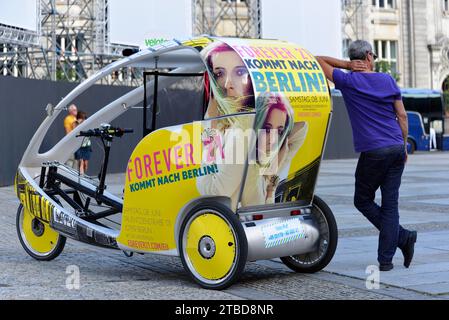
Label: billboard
xmin=261 ymin=0 xmax=342 ymax=58
xmin=108 ymin=0 xmax=193 ymax=48
xmin=0 ymin=0 xmax=38 ymax=31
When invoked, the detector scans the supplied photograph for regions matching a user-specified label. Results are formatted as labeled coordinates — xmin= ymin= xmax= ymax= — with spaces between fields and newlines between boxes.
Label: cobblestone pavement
xmin=1 ymin=152 xmax=449 ymax=300
xmin=316 ymin=152 xmax=449 ymax=299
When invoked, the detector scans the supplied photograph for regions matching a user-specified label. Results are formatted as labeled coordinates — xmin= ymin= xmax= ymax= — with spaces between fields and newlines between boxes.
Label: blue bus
xmin=401 ymin=89 xmax=449 ymax=153
xmin=330 ymin=88 xmax=449 ymax=153
xmin=406 ymin=111 xmax=430 ymax=153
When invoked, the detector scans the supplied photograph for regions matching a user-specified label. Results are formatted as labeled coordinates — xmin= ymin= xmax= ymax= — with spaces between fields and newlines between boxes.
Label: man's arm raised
xmin=315 ymin=56 xmax=366 ymax=82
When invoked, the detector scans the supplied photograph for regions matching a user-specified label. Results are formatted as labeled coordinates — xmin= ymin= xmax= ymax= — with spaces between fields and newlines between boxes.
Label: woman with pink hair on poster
xmin=195 ymin=41 xmax=256 ymax=210
xmin=243 ymin=93 xmax=308 ymax=206
xmin=197 ymin=91 xmax=308 ymax=208
xmin=201 ymin=41 xmax=255 ymax=124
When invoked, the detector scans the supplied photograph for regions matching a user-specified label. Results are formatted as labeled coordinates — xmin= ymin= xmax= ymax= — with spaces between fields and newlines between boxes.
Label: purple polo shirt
xmin=333 ymin=69 xmax=404 ymax=153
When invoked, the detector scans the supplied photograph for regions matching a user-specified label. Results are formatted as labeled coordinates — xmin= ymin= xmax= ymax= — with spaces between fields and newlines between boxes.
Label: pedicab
xmin=15 ymin=36 xmax=338 ymax=289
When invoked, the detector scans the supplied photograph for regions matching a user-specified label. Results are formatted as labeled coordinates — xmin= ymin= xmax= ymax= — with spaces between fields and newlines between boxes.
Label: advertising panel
xmin=118 ymin=37 xmax=331 ymax=252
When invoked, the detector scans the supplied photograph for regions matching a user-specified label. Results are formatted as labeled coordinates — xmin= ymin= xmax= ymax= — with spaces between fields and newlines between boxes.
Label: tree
xmin=375 ymin=60 xmax=400 ymax=82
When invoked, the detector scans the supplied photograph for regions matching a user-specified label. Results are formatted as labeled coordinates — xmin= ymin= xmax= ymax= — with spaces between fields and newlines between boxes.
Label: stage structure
xmin=193 ymin=0 xmax=261 ymax=38
xmin=1 ymin=0 xmax=262 ymax=85
xmin=0 ymin=0 xmax=140 ymax=85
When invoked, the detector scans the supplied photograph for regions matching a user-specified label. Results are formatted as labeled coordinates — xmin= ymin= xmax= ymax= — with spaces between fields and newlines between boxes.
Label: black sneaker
xmin=401 ymin=231 xmax=417 ymax=268
xmin=379 ymin=263 xmax=394 ymax=272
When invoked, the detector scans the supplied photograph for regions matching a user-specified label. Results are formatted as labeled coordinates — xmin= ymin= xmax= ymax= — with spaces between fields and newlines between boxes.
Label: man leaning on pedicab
xmin=316 ymin=40 xmax=417 ymax=272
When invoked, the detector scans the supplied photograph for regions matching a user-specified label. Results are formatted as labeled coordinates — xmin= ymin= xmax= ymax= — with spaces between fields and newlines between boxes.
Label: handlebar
xmin=78 ymin=127 xmax=134 ymax=138
xmin=75 ymin=125 xmax=133 ymax=198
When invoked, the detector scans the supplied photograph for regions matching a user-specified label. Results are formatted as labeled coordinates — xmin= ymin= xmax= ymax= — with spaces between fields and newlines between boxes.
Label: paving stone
xmin=3 ymin=153 xmax=449 ymax=299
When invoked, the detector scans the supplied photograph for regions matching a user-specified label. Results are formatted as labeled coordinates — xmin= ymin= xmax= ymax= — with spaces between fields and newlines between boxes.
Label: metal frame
xmin=43 ymin=162 xmax=122 ymax=223
xmin=2 ymin=0 xmax=262 ymax=83
xmin=193 ymin=0 xmax=261 ymax=38
xmin=0 ymin=0 xmax=141 ymax=85
xmin=0 ymin=24 xmax=40 ymax=47
xmin=142 ymin=70 xmax=205 ymax=137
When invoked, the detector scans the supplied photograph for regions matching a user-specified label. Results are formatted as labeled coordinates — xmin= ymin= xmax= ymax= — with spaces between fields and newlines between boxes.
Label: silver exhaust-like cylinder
xmin=243 ymin=215 xmax=320 ymax=262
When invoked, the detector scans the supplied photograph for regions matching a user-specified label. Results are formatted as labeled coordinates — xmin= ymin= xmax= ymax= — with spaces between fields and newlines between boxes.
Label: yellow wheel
xmin=179 ymin=201 xmax=247 ymax=290
xmin=16 ymin=204 xmax=66 ymax=261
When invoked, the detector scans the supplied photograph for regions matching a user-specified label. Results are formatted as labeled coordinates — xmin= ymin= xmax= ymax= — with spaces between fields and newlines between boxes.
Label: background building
xmin=1 ymin=0 xmax=448 ymax=97
xmin=0 ymin=0 xmax=261 ymax=85
xmin=0 ymin=0 xmax=142 ymax=85
xmin=0 ymin=0 xmax=342 ymax=85
xmin=342 ymin=0 xmax=449 ymax=94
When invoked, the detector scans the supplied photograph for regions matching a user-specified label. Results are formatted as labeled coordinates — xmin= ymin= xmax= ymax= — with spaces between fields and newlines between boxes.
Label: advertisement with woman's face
xmin=213 ymin=51 xmax=249 ymax=99
xmin=196 ymin=38 xmax=331 ymax=209
xmin=256 ymin=94 xmax=294 ymax=171
xmin=118 ymin=38 xmax=331 ymax=253
xmin=243 ymin=93 xmax=308 ymax=207
xmin=202 ymin=41 xmax=255 ymax=120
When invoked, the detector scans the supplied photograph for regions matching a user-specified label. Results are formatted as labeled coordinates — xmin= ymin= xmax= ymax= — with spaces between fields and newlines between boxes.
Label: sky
xmin=0 ymin=0 xmax=341 ymax=56
xmin=108 ymin=0 xmax=193 ymax=47
xmin=261 ymin=0 xmax=342 ymax=57
xmin=0 ymin=0 xmax=37 ymax=31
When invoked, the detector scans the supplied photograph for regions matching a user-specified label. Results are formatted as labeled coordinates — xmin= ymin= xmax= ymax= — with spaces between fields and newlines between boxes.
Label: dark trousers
xmin=354 ymin=144 xmax=410 ymax=264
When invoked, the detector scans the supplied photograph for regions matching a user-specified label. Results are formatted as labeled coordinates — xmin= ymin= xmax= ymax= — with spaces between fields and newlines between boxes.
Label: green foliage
xmin=375 ymin=60 xmax=400 ymax=82
xmin=56 ymin=61 xmax=78 ymax=82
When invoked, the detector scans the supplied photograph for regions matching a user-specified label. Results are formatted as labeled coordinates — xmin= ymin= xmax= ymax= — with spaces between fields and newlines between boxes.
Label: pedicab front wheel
xmin=16 ymin=204 xmax=66 ymax=261
xmin=281 ymin=195 xmax=338 ymax=273
xmin=179 ymin=201 xmax=248 ymax=290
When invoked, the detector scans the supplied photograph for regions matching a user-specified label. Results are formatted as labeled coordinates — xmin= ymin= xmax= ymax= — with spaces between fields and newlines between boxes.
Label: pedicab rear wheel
xmin=179 ymin=201 xmax=247 ymax=290
xmin=16 ymin=204 xmax=66 ymax=261
xmin=280 ymin=195 xmax=337 ymax=273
